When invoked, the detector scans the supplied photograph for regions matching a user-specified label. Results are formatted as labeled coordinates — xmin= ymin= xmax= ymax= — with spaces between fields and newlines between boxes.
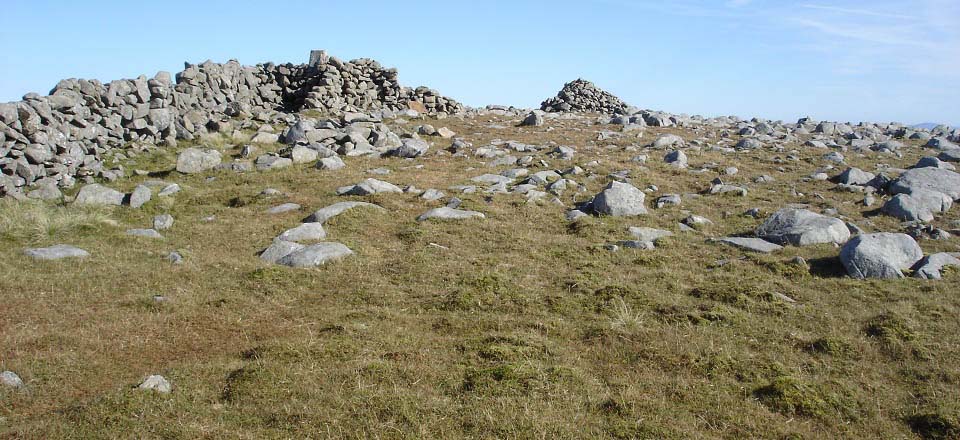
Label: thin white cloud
xmin=799 ymin=3 xmax=918 ymax=20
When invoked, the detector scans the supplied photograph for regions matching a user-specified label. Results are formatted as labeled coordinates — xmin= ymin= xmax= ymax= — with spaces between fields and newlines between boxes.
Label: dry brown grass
xmin=1 ymin=112 xmax=958 ymax=439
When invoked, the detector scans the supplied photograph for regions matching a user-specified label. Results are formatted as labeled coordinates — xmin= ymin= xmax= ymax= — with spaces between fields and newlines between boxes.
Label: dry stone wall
xmin=0 ymin=50 xmax=462 ymax=197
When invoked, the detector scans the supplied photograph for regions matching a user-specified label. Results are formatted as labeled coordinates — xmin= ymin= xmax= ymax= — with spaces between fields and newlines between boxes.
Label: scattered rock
xmin=717 ymin=237 xmax=783 ymax=253
xmin=278 ymin=223 xmax=326 ymax=242
xmin=138 ymin=375 xmax=172 ymax=393
xmin=840 ymin=233 xmax=923 ymax=279
xmin=266 ymin=203 xmax=301 ymax=214
xmin=592 ymin=181 xmax=648 ymax=217
xmin=305 ymin=201 xmax=384 ymax=223
xmin=24 ymin=244 xmax=89 ymax=260
xmin=756 ymin=208 xmax=850 ymax=246
xmin=277 ymin=242 xmax=354 ymax=267
xmin=74 ymin=184 xmax=124 ymax=206
xmin=913 ymin=253 xmax=960 ymax=280
xmin=176 ymin=148 xmax=222 ymax=174
xmin=153 ymin=214 xmax=174 ymax=230
xmin=1 ymin=371 xmax=24 ymax=388
xmin=417 ymin=207 xmax=485 ymax=221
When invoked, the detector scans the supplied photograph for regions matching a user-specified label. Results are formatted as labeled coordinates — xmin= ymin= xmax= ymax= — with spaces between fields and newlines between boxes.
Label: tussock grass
xmin=0 ymin=198 xmax=112 ymax=244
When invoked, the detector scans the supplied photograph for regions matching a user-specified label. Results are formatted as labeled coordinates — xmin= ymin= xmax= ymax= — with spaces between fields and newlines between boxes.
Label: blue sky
xmin=1 ymin=0 xmax=957 ymax=125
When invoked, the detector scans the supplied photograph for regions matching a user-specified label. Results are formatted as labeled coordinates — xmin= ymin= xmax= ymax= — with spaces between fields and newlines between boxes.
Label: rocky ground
xmin=2 ymin=80 xmax=960 ymax=438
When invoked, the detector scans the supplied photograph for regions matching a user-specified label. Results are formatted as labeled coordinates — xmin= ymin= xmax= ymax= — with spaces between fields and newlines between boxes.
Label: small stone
xmin=1 ymin=371 xmax=24 ymax=388
xmin=266 ymin=203 xmax=301 ymax=214
xmin=128 ymin=184 xmax=151 ymax=208
xmin=138 ymin=375 xmax=172 ymax=393
xmin=153 ymin=214 xmax=174 ymax=230
xmin=278 ymin=223 xmax=326 ymax=242
xmin=127 ymin=228 xmax=163 ymax=239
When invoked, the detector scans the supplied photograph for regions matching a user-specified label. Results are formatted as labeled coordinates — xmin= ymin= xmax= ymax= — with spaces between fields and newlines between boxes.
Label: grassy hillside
xmin=1 ymin=113 xmax=958 ymax=439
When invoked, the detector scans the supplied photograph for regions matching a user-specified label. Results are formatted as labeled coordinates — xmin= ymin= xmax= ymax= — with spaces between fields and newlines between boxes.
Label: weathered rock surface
xmin=592 ymin=181 xmax=647 ymax=217
xmin=717 ymin=237 xmax=784 ymax=253
xmin=24 ymin=244 xmax=89 ymax=260
xmin=176 ymin=148 xmax=222 ymax=174
xmin=416 ymin=207 xmax=485 ymax=221
xmin=305 ymin=201 xmax=384 ymax=223
xmin=277 ymin=242 xmax=354 ymax=267
xmin=756 ymin=208 xmax=850 ymax=246
xmin=840 ymin=233 xmax=923 ymax=279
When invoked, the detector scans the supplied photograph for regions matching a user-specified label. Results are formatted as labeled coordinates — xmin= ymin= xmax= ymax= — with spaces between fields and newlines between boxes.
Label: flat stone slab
xmin=24 ymin=244 xmax=90 ymax=260
xmin=278 ymin=222 xmax=326 ymax=242
xmin=277 ymin=242 xmax=354 ymax=267
xmin=416 ymin=207 xmax=485 ymax=221
xmin=717 ymin=237 xmax=783 ymax=253
xmin=304 ymin=201 xmax=384 ymax=223
xmin=260 ymin=240 xmax=305 ymax=264
xmin=266 ymin=203 xmax=301 ymax=214
xmin=126 ymin=228 xmax=163 ymax=239
xmin=628 ymin=227 xmax=673 ymax=244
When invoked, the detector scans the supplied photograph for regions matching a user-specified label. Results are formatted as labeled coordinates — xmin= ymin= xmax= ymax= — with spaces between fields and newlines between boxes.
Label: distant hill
xmin=912 ymin=122 xmax=955 ymax=130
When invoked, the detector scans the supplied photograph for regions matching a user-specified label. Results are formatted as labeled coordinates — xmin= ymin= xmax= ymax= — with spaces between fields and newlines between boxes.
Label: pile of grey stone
xmin=0 ymin=50 xmax=462 ymax=198
xmin=540 ymin=79 xmax=629 ymax=114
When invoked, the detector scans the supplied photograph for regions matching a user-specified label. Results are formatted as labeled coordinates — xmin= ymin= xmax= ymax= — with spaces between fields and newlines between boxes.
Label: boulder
xmin=834 ymin=167 xmax=875 ymax=186
xmin=176 ymin=148 xmax=221 ymax=174
xmin=881 ymin=189 xmax=951 ymax=222
xmin=913 ymin=253 xmax=960 ymax=280
xmin=889 ymin=167 xmax=960 ymax=200
xmin=277 ymin=222 xmax=326 ymax=242
xmin=24 ymin=244 xmax=89 ymax=260
xmin=840 ymin=233 xmax=923 ymax=279
xmin=305 ymin=201 xmax=384 ymax=223
xmin=756 ymin=208 xmax=850 ymax=246
xmin=336 ymin=178 xmax=402 ymax=196
xmin=276 ymin=242 xmax=354 ymax=267
xmin=74 ymin=184 xmax=124 ymax=206
xmin=592 ymin=181 xmax=648 ymax=216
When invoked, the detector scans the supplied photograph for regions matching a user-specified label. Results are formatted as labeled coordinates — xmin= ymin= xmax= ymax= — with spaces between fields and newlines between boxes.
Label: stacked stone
xmin=540 ymin=78 xmax=629 ymax=114
xmin=0 ymin=50 xmax=463 ymax=197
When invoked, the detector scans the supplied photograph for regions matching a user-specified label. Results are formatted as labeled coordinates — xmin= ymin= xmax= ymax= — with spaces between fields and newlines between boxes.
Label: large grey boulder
xmin=592 ymin=181 xmax=648 ymax=216
xmin=756 ymin=208 xmax=850 ymax=246
xmin=176 ymin=148 xmax=221 ymax=174
xmin=889 ymin=167 xmax=960 ymax=200
xmin=913 ymin=253 xmax=960 ymax=280
xmin=74 ymin=184 xmax=124 ymax=206
xmin=277 ymin=242 xmax=354 ymax=267
xmin=24 ymin=244 xmax=90 ymax=260
xmin=416 ymin=207 xmax=485 ymax=221
xmin=127 ymin=184 xmax=151 ymax=208
xmin=520 ymin=111 xmax=544 ymax=127
xmin=664 ymin=150 xmax=687 ymax=168
xmin=835 ymin=167 xmax=875 ymax=186
xmin=388 ymin=138 xmax=430 ymax=158
xmin=881 ymin=189 xmax=952 ymax=222
xmin=304 ymin=201 xmax=384 ymax=223
xmin=840 ymin=233 xmax=923 ymax=279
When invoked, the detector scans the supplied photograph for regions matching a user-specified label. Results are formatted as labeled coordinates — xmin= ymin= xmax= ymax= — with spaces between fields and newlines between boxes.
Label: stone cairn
xmin=0 ymin=50 xmax=462 ymax=197
xmin=540 ymin=78 xmax=628 ymax=114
